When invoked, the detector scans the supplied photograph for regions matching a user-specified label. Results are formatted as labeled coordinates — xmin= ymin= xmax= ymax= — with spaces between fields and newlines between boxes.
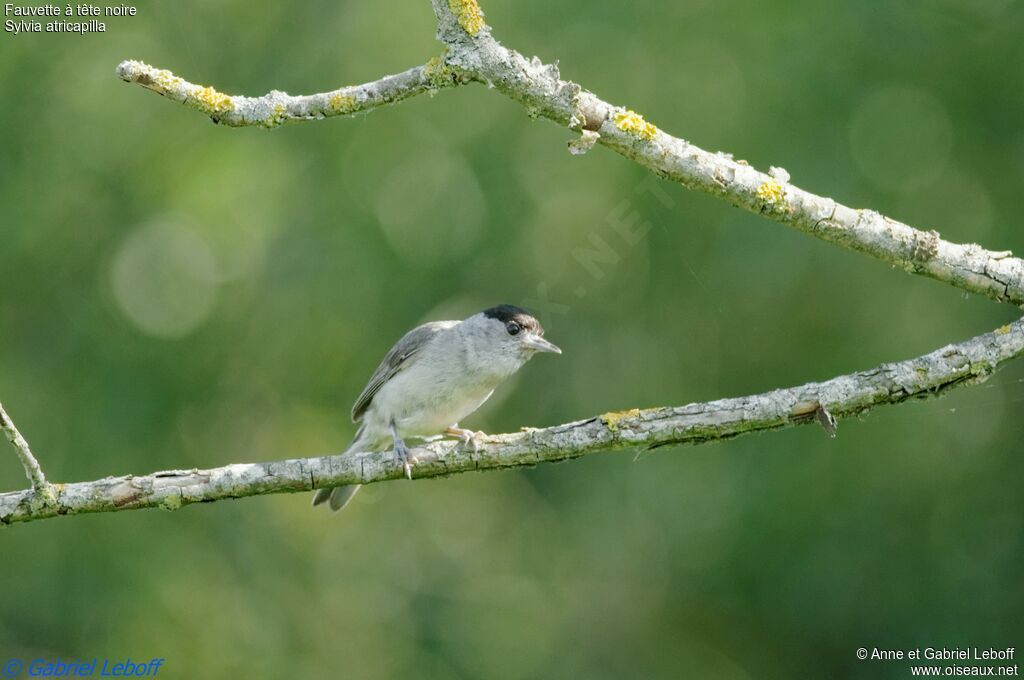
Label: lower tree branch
xmin=3 ymin=318 xmax=1020 ymax=527
xmin=0 ymin=403 xmax=53 ymax=499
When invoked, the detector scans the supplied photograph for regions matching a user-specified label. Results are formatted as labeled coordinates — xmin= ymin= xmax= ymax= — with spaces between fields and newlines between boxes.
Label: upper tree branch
xmin=3 ymin=318 xmax=1021 ymax=527
xmin=428 ymin=0 xmax=1024 ymax=307
xmin=115 ymin=58 xmax=466 ymax=128
xmin=115 ymin=5 xmax=1024 ymax=307
xmin=116 ymin=1 xmax=1024 ymax=306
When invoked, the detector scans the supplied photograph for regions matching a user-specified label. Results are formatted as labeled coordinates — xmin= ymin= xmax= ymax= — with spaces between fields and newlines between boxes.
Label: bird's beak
xmin=523 ymin=335 xmax=561 ymax=354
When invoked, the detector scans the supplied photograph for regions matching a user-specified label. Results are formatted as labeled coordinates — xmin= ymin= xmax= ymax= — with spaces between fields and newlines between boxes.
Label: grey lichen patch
xmin=565 ymin=85 xmax=586 ymax=131
xmin=911 ymin=229 xmax=940 ymax=262
xmin=768 ymin=166 xmax=791 ymax=183
xmin=115 ymin=59 xmax=140 ymax=81
xmin=712 ymin=164 xmax=736 ymax=188
xmin=568 ymin=130 xmax=600 ymax=155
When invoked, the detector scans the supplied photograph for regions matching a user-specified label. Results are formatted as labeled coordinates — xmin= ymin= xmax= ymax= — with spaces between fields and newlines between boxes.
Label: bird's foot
xmin=393 ymin=438 xmax=417 ymax=480
xmin=445 ymin=426 xmax=488 ymax=454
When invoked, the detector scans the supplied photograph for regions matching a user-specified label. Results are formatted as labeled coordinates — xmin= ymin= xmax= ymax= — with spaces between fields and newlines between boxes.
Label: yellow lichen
xmin=128 ymin=62 xmax=182 ymax=94
xmin=159 ymin=492 xmax=183 ymax=511
xmin=756 ymin=179 xmax=786 ymax=208
xmin=612 ymin=109 xmax=658 ymax=141
xmin=265 ymin=102 xmax=288 ymax=128
xmin=153 ymin=68 xmax=182 ymax=91
xmin=191 ymin=85 xmax=233 ymax=114
xmin=448 ymin=0 xmax=486 ymax=35
xmin=424 ymin=55 xmax=458 ymax=89
xmin=601 ymin=408 xmax=642 ymax=432
xmin=328 ymin=92 xmax=357 ymax=114
xmin=425 ymin=55 xmax=445 ymax=74
xmin=995 ymin=325 xmax=1012 ymax=335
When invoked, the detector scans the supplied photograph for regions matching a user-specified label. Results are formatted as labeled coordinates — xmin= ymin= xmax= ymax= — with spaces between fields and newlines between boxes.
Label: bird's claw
xmin=393 ymin=439 xmax=417 ymax=480
xmin=446 ymin=427 xmax=487 ymax=454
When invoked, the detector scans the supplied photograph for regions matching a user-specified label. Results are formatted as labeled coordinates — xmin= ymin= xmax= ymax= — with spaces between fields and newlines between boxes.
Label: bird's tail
xmin=312 ymin=484 xmax=361 ymax=512
xmin=312 ymin=425 xmax=368 ymax=513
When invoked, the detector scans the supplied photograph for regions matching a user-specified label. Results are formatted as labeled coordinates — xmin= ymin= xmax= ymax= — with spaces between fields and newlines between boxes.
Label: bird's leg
xmin=390 ymin=418 xmax=415 ymax=480
xmin=445 ymin=425 xmax=487 ymax=454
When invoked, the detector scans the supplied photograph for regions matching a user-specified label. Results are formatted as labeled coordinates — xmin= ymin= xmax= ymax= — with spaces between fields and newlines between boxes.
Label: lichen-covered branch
xmin=115 ymin=57 xmax=466 ymax=128
xmin=0 ymin=403 xmax=53 ymax=499
xmin=3 ymin=318 xmax=1021 ymax=527
xmin=427 ymin=0 xmax=1024 ymax=307
xmin=116 ymin=4 xmax=1024 ymax=304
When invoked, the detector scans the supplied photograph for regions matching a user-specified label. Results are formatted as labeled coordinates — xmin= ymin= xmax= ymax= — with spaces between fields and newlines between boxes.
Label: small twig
xmin=0 ymin=402 xmax=52 ymax=498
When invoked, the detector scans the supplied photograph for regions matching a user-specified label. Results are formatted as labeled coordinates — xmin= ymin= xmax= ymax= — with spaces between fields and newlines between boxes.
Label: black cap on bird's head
xmin=481 ymin=304 xmax=560 ymax=354
xmin=482 ymin=304 xmax=541 ymax=331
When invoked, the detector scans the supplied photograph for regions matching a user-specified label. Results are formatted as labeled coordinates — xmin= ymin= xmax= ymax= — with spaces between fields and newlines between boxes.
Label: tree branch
xmin=117 ymin=1 xmax=1024 ymax=306
xmin=428 ymin=0 xmax=1024 ymax=307
xmin=3 ymin=318 xmax=1021 ymax=527
xmin=0 ymin=403 xmax=53 ymax=501
xmin=115 ymin=57 xmax=466 ymax=128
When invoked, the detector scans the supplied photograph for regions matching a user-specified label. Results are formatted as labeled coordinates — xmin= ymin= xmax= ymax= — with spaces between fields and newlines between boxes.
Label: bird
xmin=313 ymin=304 xmax=561 ymax=512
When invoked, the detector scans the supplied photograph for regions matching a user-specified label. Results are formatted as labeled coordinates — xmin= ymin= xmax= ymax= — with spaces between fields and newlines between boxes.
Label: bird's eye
xmin=506 ymin=321 xmax=521 ymax=336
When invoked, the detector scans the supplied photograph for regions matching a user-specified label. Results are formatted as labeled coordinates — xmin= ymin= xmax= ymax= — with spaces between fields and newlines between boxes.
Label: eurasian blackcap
xmin=313 ymin=304 xmax=561 ymax=511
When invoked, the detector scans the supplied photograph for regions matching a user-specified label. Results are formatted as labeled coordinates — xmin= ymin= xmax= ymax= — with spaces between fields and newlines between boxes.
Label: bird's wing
xmin=350 ymin=320 xmax=457 ymax=422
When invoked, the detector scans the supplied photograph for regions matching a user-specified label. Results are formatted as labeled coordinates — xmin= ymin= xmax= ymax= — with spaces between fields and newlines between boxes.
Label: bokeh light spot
xmin=110 ymin=216 xmax=220 ymax=339
xmin=374 ymin=151 xmax=485 ymax=265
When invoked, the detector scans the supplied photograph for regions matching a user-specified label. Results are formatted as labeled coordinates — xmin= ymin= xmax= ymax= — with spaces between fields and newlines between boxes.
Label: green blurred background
xmin=2 ymin=0 xmax=1023 ymax=677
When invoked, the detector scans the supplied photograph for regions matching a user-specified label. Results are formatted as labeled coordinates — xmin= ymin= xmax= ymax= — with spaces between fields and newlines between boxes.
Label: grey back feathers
xmin=350 ymin=320 xmax=458 ymax=422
